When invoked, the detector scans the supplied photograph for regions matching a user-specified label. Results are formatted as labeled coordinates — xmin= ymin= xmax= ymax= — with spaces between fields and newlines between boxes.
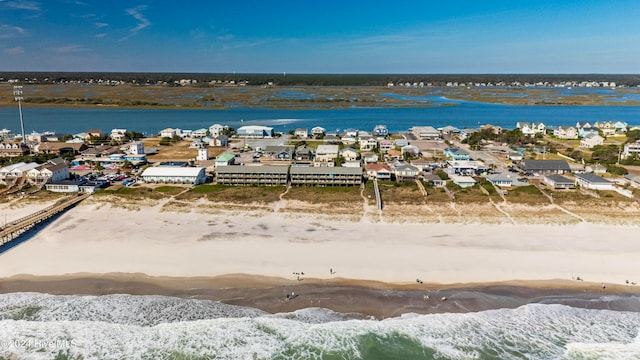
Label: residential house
xmin=480 ymin=124 xmax=502 ymax=134
xmin=446 ymin=160 xmax=488 ymax=176
xmin=340 ymin=147 xmax=359 ymax=162
xmin=210 ymin=135 xmax=229 ymax=147
xmin=410 ymin=158 xmax=431 ymax=171
xmin=402 ymin=145 xmax=420 ymax=158
xmin=622 ymin=140 xmax=640 ymax=159
xmin=410 ymin=126 xmax=440 ymax=139
xmin=542 ymin=174 xmax=575 ymax=189
xmin=315 ymin=145 xmax=339 ymax=163
xmin=450 ymin=174 xmax=476 ymax=188
xmin=294 ymin=145 xmax=314 ymax=161
xmin=192 ymin=128 xmax=208 ymax=138
xmin=508 ymin=152 xmax=523 ymax=162
xmin=343 ymin=128 xmax=359 ymax=138
xmin=0 ymin=142 xmax=29 ymax=157
xmin=110 ymin=129 xmax=127 ymax=142
xmin=578 ymin=126 xmax=600 ymax=138
xmin=516 ymin=122 xmax=536 ymax=136
xmin=128 ymin=141 xmax=145 ymax=155
xmin=214 ymin=153 xmax=236 ymax=167
xmin=378 ymin=139 xmax=394 ymax=152
xmin=575 ymin=173 xmax=614 ymax=190
xmin=160 ymin=128 xmax=176 ymax=138
xmin=311 ymin=126 xmax=326 ymax=137
xmin=365 ymin=163 xmax=392 ymax=180
xmin=386 ymin=149 xmax=403 ymax=161
xmin=519 ymin=160 xmax=571 ymax=175
xmin=359 ymin=136 xmax=378 ymax=151
xmin=295 ymin=128 xmax=309 ymax=138
xmin=553 ymin=126 xmax=579 ymax=139
xmin=390 ymin=161 xmax=420 ymax=181
xmin=264 ymin=145 xmax=294 ymax=160
xmin=361 ymin=152 xmax=378 ymax=164
xmin=579 ymin=134 xmax=604 ymax=149
xmin=323 ymin=134 xmax=339 ymax=144
xmin=486 ymin=173 xmax=513 ymax=187
xmin=443 ymin=147 xmax=471 ymax=161
xmin=423 ymin=173 xmax=445 ymax=187
xmin=36 ymin=142 xmax=88 ymax=155
xmin=593 ymin=121 xmax=617 ymax=136
xmin=208 ymin=124 xmax=227 ymax=137
xmin=87 ymin=129 xmax=103 ymax=138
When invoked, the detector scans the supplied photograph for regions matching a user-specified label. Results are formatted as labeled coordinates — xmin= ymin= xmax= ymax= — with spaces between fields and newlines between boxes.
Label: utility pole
xmin=13 ymin=86 xmax=26 ymax=144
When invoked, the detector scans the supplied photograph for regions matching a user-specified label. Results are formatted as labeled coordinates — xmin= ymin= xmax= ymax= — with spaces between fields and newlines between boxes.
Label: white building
xmin=295 ymin=128 xmax=309 ymax=138
xmin=141 ymin=166 xmax=207 ymax=184
xmin=111 ymin=128 xmax=127 ymax=142
xmin=129 ymin=141 xmax=145 ymax=155
xmin=315 ymin=145 xmax=340 ymax=163
xmin=160 ymin=128 xmax=176 ymax=138
xmin=623 ymin=140 xmax=640 ymax=159
xmin=579 ymin=134 xmax=604 ymax=149
xmin=236 ymin=125 xmax=274 ymax=138
xmin=197 ymin=148 xmax=209 ymax=161
xmin=209 ymin=124 xmax=228 ymax=137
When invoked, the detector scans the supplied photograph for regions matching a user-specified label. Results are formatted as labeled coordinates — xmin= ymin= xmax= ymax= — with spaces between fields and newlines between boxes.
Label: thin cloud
xmin=4 ymin=46 xmax=24 ymax=55
xmin=95 ymin=22 xmax=108 ymax=29
xmin=51 ymin=44 xmax=85 ymax=53
xmin=0 ymin=24 xmax=26 ymax=38
xmin=126 ymin=5 xmax=150 ymax=33
xmin=4 ymin=0 xmax=41 ymax=11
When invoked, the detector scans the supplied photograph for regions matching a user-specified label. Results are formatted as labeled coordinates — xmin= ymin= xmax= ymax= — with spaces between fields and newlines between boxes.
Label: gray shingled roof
xmin=522 ymin=160 xmax=571 ymax=171
xmin=575 ymin=173 xmax=611 ymax=184
xmin=290 ymin=167 xmax=362 ymax=175
xmin=216 ymin=165 xmax=289 ymax=174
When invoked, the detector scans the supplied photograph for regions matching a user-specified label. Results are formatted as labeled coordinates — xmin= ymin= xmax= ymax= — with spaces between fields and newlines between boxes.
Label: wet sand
xmin=1 ymin=274 xmax=639 ymax=319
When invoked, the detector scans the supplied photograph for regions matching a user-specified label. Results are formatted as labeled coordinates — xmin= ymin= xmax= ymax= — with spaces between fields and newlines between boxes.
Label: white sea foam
xmin=0 ymin=292 xmax=266 ymax=325
xmin=0 ymin=294 xmax=639 ymax=360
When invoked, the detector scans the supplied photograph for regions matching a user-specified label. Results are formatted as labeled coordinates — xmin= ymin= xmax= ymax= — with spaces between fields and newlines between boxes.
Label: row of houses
xmin=518 ymin=121 xmax=630 ymax=140
xmin=0 ymin=158 xmax=69 ymax=186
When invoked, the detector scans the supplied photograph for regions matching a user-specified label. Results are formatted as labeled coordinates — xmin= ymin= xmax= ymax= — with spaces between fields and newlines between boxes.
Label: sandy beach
xmin=1 ymin=196 xmax=640 ymax=317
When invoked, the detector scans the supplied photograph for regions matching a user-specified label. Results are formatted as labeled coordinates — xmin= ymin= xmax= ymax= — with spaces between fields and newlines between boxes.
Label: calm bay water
xmin=1 ymin=102 xmax=640 ymax=136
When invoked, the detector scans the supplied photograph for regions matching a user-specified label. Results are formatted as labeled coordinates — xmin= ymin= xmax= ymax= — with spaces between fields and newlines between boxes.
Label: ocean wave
xmin=0 ymin=294 xmax=639 ymax=359
xmin=0 ymin=292 xmax=266 ymax=326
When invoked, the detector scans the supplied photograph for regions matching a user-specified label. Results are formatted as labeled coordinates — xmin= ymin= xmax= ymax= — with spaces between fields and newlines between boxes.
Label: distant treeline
xmin=2 ymin=72 xmax=640 ymax=87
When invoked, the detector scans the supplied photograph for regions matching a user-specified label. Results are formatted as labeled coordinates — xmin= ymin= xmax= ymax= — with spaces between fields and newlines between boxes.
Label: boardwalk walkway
xmin=0 ymin=193 xmax=91 ymax=246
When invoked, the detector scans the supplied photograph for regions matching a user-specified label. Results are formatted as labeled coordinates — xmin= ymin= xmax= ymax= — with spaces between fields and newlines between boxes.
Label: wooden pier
xmin=0 ymin=193 xmax=91 ymax=246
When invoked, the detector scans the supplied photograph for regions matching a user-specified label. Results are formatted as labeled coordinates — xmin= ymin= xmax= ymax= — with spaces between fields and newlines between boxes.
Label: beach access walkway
xmin=0 ymin=193 xmax=90 ymax=246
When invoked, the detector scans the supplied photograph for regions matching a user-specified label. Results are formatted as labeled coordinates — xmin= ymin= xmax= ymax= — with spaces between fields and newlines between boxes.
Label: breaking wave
xmin=0 ymin=293 xmax=639 ymax=359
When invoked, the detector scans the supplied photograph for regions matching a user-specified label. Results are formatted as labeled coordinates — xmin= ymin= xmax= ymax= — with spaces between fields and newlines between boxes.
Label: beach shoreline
xmin=2 ymin=273 xmax=639 ymax=319
xmin=2 ymin=196 xmax=640 ymax=318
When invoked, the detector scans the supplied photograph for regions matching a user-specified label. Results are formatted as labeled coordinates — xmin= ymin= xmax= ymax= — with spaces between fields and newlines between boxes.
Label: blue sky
xmin=1 ymin=0 xmax=639 ymax=73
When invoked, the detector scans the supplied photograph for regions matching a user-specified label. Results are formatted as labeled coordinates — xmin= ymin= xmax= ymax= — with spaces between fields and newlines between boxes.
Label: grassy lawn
xmin=283 ymin=185 xmax=362 ymax=204
xmin=376 ymin=180 xmax=426 ymax=205
xmin=477 ymin=177 xmax=503 ymax=201
xmin=424 ymin=185 xmax=452 ymax=203
xmin=447 ymin=182 xmax=489 ymax=203
xmin=504 ymin=185 xmax=550 ymax=205
xmin=93 ymin=186 xmax=168 ymax=200
xmin=177 ymin=184 xmax=285 ymax=203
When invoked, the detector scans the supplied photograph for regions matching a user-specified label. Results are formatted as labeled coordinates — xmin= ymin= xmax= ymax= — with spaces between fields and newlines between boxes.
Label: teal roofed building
xmin=444 ymin=147 xmax=471 ymax=161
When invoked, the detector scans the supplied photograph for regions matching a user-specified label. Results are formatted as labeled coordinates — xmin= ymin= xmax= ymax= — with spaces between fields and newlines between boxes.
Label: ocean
xmin=0 ymin=293 xmax=639 ymax=359
xmin=1 ymin=101 xmax=640 ymax=136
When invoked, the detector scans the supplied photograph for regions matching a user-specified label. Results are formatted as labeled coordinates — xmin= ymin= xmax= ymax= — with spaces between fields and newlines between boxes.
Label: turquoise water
xmin=1 ymin=101 xmax=640 ymax=136
xmin=0 ymin=293 xmax=639 ymax=359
